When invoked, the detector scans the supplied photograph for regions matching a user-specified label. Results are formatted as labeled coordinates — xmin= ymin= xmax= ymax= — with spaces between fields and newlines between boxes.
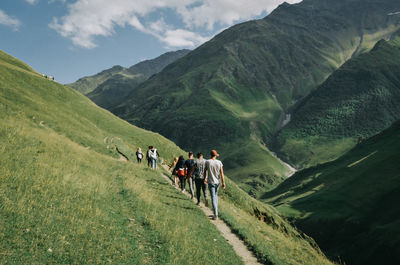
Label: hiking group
xmin=170 ymin=150 xmax=226 ymax=220
xmin=135 ymin=146 xmax=225 ymax=220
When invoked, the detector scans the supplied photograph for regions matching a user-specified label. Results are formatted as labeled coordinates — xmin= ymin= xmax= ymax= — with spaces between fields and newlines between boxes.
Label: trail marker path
xmin=160 ymin=165 xmax=262 ymax=265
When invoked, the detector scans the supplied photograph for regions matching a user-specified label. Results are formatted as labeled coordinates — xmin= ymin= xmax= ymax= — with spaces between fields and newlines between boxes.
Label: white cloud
xmin=25 ymin=0 xmax=39 ymax=4
xmin=0 ymin=9 xmax=21 ymax=31
xmin=50 ymin=0 xmax=302 ymax=49
xmin=162 ymin=29 xmax=210 ymax=47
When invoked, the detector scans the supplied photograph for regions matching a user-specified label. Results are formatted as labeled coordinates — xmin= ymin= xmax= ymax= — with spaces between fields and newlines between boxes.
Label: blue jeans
xmin=208 ymin=183 xmax=219 ymax=217
xmin=151 ymin=158 xmax=157 ymax=169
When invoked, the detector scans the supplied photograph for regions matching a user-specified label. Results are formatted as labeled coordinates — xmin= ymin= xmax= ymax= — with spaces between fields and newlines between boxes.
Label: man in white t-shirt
xmin=204 ymin=150 xmax=226 ymax=220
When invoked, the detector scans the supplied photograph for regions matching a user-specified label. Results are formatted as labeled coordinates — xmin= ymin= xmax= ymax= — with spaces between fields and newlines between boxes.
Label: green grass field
xmin=0 ymin=50 xmax=244 ymax=264
xmin=276 ymin=36 xmax=400 ymax=168
xmin=0 ymin=50 xmax=333 ymax=264
xmin=264 ymin=121 xmax=400 ymax=265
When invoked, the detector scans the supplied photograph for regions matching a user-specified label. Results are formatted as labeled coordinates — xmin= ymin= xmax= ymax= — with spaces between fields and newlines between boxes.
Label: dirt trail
xmin=160 ymin=165 xmax=262 ymax=265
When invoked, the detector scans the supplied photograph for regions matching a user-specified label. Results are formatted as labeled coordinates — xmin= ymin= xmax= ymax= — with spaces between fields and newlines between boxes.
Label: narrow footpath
xmin=160 ymin=166 xmax=262 ymax=265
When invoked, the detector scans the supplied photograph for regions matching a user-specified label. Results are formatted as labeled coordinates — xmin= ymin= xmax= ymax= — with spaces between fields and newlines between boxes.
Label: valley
xmin=72 ymin=0 xmax=400 ymax=196
xmin=2 ymin=0 xmax=400 ymax=264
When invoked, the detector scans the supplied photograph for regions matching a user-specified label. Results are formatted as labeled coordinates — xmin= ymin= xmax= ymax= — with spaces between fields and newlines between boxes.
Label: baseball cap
xmin=210 ymin=150 xmax=219 ymax=157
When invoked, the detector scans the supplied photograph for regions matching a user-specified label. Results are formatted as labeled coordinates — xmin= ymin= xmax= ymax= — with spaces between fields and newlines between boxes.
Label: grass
xmin=0 ymin=116 xmax=242 ymax=264
xmin=277 ymin=136 xmax=357 ymax=169
xmin=225 ymin=139 xmax=290 ymax=198
xmin=162 ymin=170 xmax=334 ymax=265
xmin=0 ymin=50 xmax=334 ymax=264
xmin=276 ymin=36 xmax=400 ymax=168
xmin=218 ymin=178 xmax=333 ymax=265
xmin=264 ymin=121 xmax=400 ymax=265
xmin=0 ymin=50 xmax=242 ymax=264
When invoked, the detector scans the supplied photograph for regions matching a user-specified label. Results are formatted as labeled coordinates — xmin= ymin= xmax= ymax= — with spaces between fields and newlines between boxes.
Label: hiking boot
xmin=196 ymin=201 xmax=200 ymax=206
xmin=212 ymin=215 xmax=218 ymax=220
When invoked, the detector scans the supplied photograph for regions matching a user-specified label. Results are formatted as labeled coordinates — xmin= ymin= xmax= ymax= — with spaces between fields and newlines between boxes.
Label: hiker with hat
xmin=204 ymin=150 xmax=225 ymax=220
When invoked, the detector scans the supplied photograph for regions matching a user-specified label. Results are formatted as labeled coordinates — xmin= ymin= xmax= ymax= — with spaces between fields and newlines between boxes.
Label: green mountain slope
xmin=111 ymin=0 xmax=400 ymax=194
xmin=0 ymin=51 xmax=333 ymax=264
xmin=264 ymin=121 xmax=400 ymax=265
xmin=276 ymin=34 xmax=400 ymax=168
xmin=69 ymin=49 xmax=190 ymax=108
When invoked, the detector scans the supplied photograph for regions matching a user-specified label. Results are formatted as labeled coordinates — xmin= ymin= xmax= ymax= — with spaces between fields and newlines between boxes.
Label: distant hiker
xmin=149 ymin=146 xmax=160 ymax=169
xmin=174 ymin=156 xmax=186 ymax=192
xmin=204 ymin=150 xmax=225 ymax=220
xmin=146 ymin=146 xmax=152 ymax=168
xmin=169 ymin=157 xmax=179 ymax=186
xmin=136 ymin=147 xmax=143 ymax=163
xmin=184 ymin=152 xmax=196 ymax=199
xmin=190 ymin=153 xmax=208 ymax=206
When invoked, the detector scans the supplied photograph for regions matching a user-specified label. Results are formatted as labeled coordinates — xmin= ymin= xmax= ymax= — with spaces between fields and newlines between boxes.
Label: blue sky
xmin=0 ymin=0 xmax=300 ymax=83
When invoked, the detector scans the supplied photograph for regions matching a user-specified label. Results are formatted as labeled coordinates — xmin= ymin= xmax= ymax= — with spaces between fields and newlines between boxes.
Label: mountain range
xmin=69 ymin=49 xmax=190 ymax=109
xmin=3 ymin=0 xmax=400 ymax=263
xmin=275 ymin=32 xmax=400 ymax=168
xmin=80 ymin=0 xmax=400 ymax=195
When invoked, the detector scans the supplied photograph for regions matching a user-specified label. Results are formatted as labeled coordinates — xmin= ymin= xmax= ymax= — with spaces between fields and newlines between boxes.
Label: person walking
xmin=204 ymin=150 xmax=225 ymax=220
xmin=136 ymin=147 xmax=143 ymax=163
xmin=146 ymin=146 xmax=152 ymax=168
xmin=190 ymin=153 xmax=208 ymax=206
xmin=174 ymin=156 xmax=186 ymax=192
xmin=149 ymin=146 xmax=160 ymax=169
xmin=184 ymin=152 xmax=196 ymax=199
xmin=169 ymin=157 xmax=179 ymax=186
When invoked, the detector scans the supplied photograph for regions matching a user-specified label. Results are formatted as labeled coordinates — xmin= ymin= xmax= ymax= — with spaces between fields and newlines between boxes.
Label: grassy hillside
xmin=111 ymin=0 xmax=400 ymax=194
xmin=69 ymin=49 xmax=190 ymax=108
xmin=264 ymin=121 xmax=400 ymax=265
xmin=0 ymin=51 xmax=333 ymax=264
xmin=276 ymin=35 xmax=400 ymax=168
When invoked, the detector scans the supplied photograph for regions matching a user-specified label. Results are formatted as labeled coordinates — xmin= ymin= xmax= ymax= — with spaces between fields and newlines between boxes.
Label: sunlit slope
xmin=0 ymin=51 xmax=333 ymax=264
xmin=276 ymin=35 xmax=400 ymax=168
xmin=111 ymin=0 xmax=400 ymax=192
xmin=0 ymin=50 xmax=242 ymax=264
xmin=265 ymin=121 xmax=400 ymax=265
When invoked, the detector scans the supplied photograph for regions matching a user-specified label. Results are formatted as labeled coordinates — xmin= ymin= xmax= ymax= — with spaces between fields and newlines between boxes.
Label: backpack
xmin=149 ymin=149 xmax=158 ymax=159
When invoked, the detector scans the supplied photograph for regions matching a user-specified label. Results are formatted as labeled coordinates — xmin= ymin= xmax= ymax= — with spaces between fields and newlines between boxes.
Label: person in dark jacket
xmin=146 ymin=146 xmax=152 ymax=167
xmin=174 ymin=156 xmax=186 ymax=192
xmin=184 ymin=152 xmax=195 ymax=199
